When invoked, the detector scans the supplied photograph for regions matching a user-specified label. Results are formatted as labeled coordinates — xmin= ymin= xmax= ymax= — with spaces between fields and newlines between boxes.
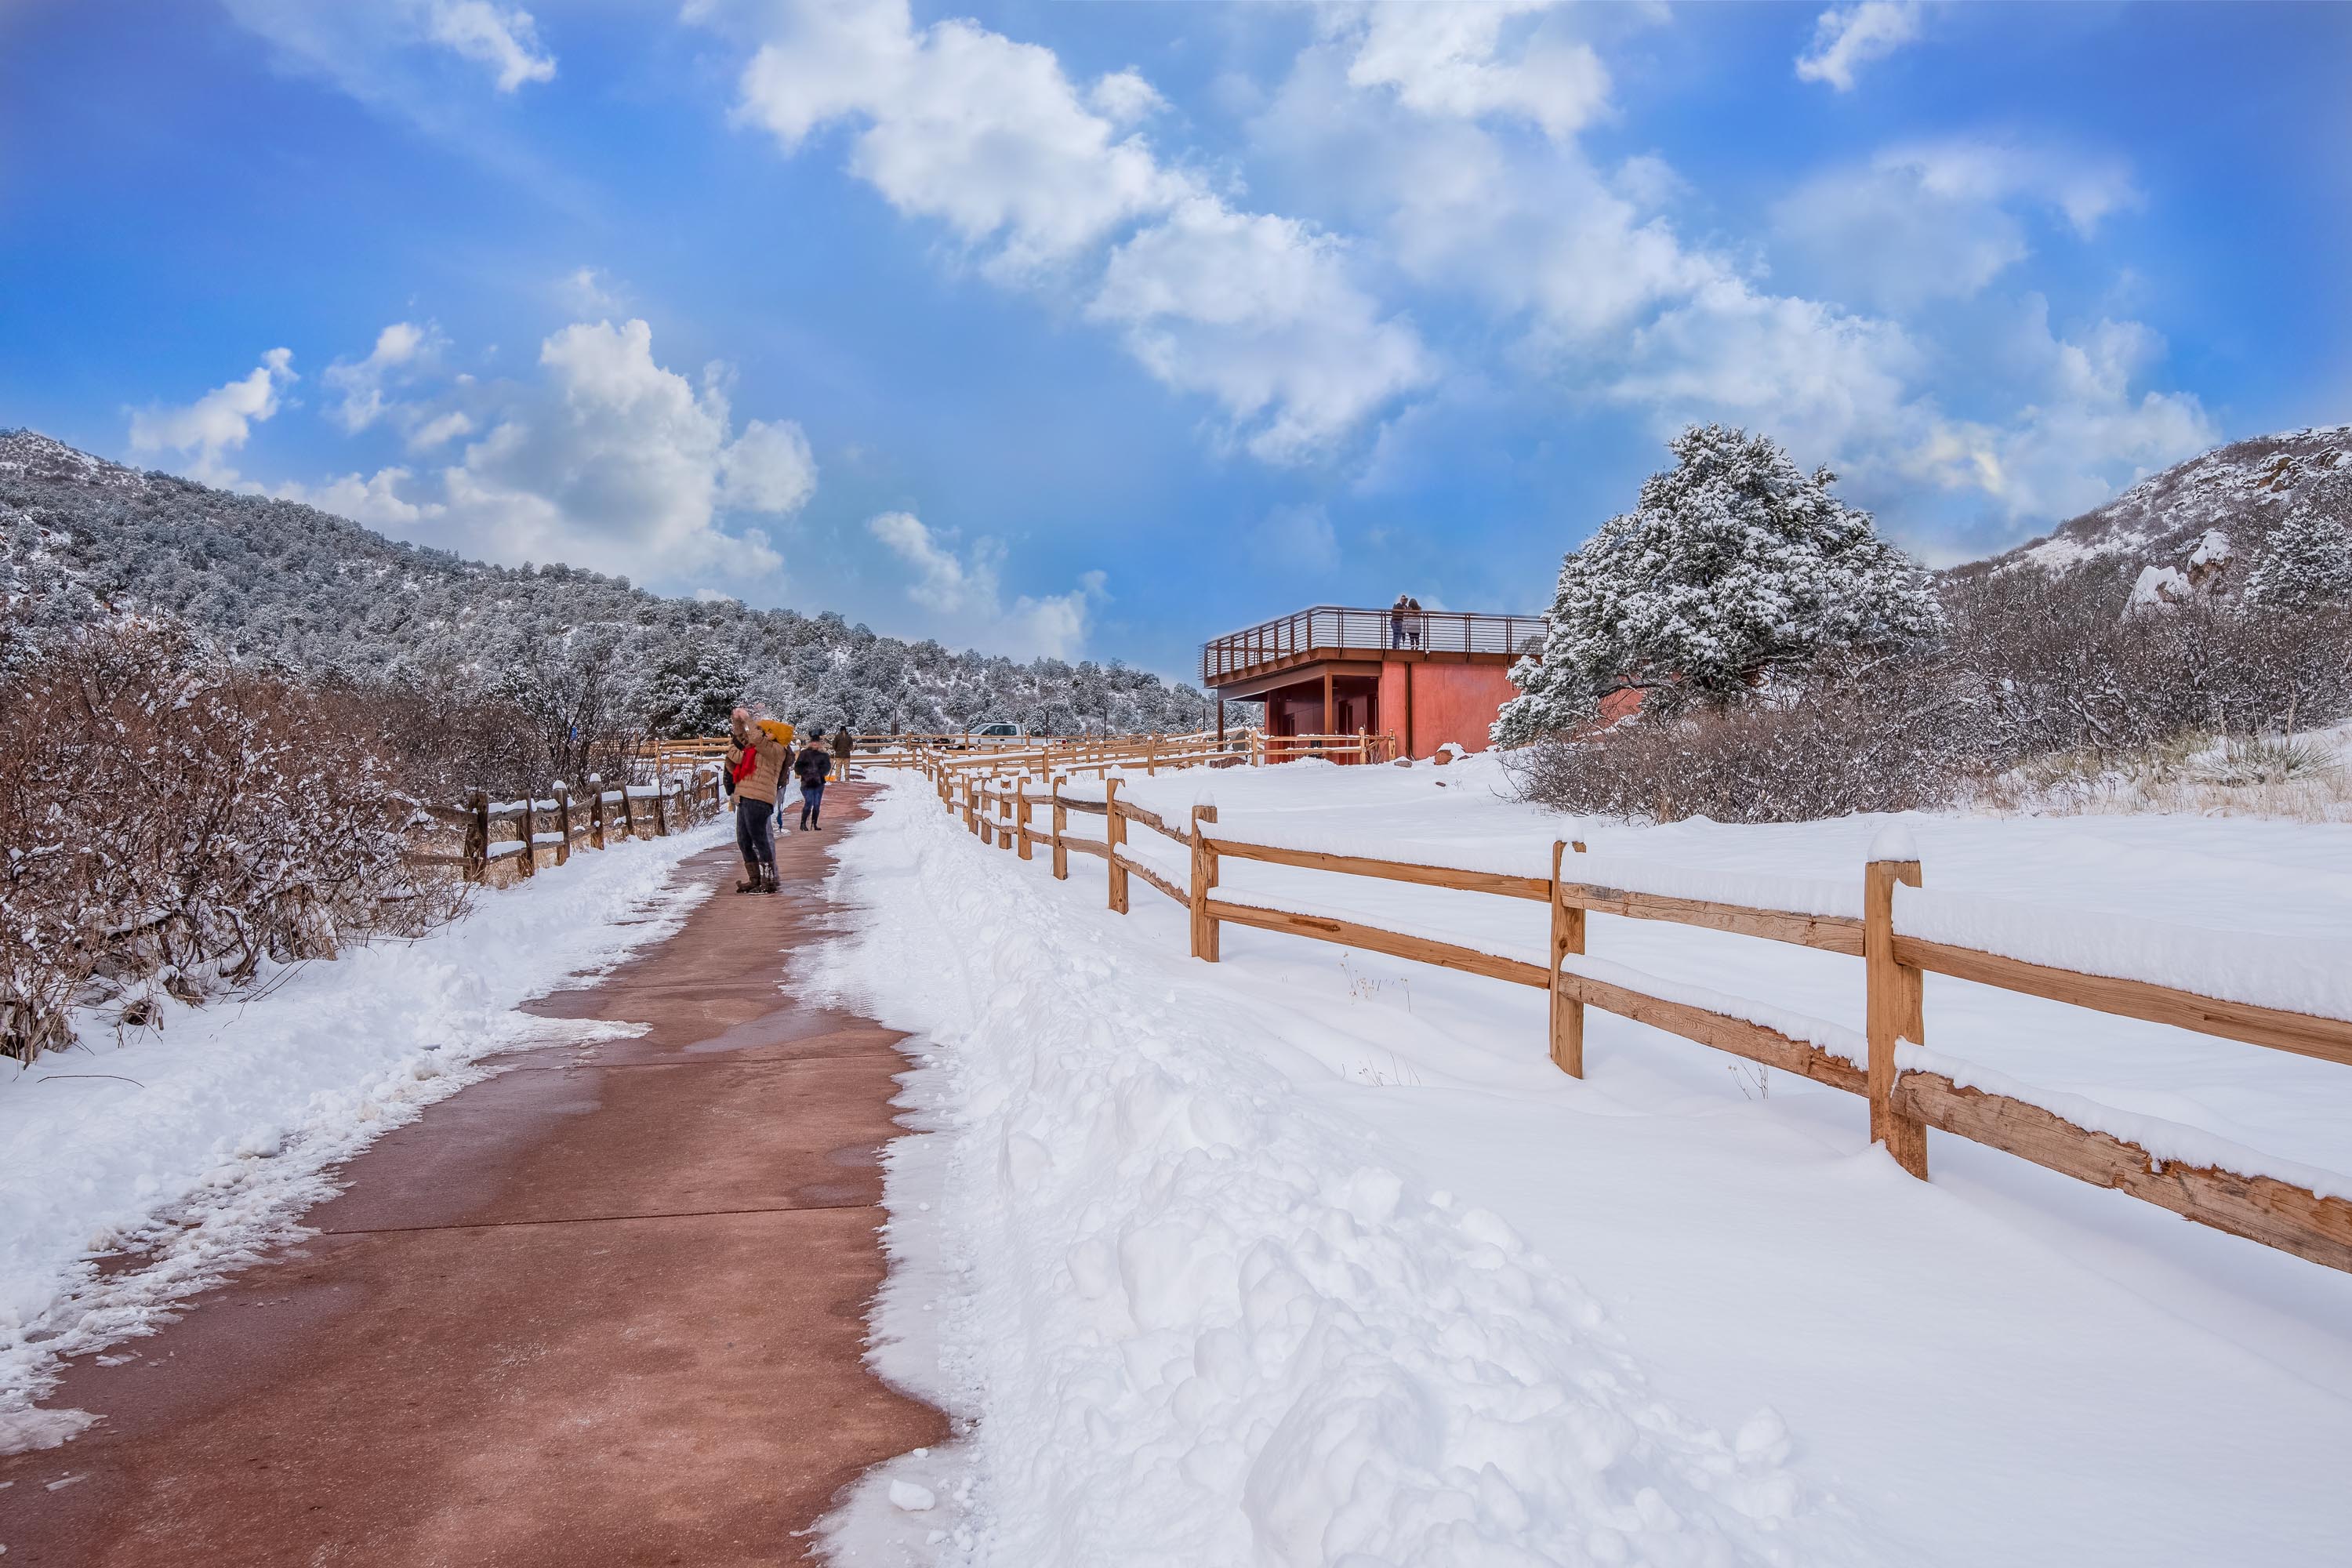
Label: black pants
xmin=798 ymin=782 xmax=826 ymax=829
xmin=736 ymin=797 xmax=776 ymax=873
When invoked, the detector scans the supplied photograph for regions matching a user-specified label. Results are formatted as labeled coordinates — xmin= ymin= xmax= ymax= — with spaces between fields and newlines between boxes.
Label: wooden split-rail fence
xmin=913 ymin=750 xmax=2352 ymax=1276
xmin=401 ymin=764 xmax=725 ymax=884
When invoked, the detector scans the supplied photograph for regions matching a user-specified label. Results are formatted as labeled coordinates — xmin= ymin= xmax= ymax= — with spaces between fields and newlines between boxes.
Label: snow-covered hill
xmin=1984 ymin=423 xmax=2352 ymax=591
xmin=0 ymin=429 xmax=1216 ymax=735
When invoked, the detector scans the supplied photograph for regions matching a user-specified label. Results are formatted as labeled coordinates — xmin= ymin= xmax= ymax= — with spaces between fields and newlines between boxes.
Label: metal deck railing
xmin=1200 ymin=605 xmax=1545 ymax=686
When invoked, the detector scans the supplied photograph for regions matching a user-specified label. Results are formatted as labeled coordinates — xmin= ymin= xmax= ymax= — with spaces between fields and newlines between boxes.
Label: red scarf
xmin=732 ymin=740 xmax=760 ymax=785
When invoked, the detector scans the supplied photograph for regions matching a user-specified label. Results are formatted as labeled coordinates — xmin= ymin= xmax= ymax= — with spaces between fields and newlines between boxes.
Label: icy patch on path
xmin=802 ymin=780 xmax=1878 ymax=1566
xmin=0 ymin=824 xmax=724 ymax=1454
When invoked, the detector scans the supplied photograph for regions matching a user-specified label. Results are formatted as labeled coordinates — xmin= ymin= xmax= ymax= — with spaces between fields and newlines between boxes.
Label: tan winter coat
xmin=728 ymin=725 xmax=791 ymax=805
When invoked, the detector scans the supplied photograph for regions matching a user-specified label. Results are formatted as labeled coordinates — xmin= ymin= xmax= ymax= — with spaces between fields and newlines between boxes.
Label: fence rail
xmin=1200 ymin=604 xmax=1546 ymax=685
xmin=915 ymin=749 xmax=2352 ymax=1276
xmin=400 ymin=764 xmax=724 ymax=884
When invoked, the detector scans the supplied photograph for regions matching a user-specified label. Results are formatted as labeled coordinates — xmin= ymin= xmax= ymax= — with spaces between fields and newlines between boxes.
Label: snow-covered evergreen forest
xmin=0 ymin=430 xmax=1224 ymax=744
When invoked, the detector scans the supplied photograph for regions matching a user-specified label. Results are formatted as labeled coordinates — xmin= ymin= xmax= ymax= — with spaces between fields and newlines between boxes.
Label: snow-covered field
xmin=809 ymin=757 xmax=2352 ymax=1566
xmin=0 ymin=822 xmax=724 ymax=1454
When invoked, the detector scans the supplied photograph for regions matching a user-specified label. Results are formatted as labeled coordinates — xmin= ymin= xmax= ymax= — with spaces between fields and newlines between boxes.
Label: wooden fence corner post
xmin=652 ymin=780 xmax=670 ymax=837
xmin=466 ymin=789 xmax=489 ymax=883
xmin=588 ymin=775 xmax=606 ymax=850
xmin=1105 ymin=776 xmax=1130 ymax=914
xmin=1051 ymin=774 xmax=1069 ymax=880
xmin=553 ymin=784 xmax=572 ymax=866
xmin=1548 ymin=840 xmax=1585 ymax=1077
xmin=1011 ymin=777 xmax=1029 ymax=857
xmin=1865 ymin=855 xmax=1929 ymax=1179
xmin=1190 ymin=804 xmax=1220 ymax=961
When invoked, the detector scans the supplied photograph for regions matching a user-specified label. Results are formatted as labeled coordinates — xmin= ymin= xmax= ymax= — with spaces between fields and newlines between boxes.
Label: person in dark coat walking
xmin=829 ymin=725 xmax=855 ymax=782
xmin=793 ymin=739 xmax=833 ymax=830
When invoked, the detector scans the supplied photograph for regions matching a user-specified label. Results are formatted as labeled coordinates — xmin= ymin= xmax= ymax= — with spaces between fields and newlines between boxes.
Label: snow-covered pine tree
xmin=2242 ymin=485 xmax=2352 ymax=612
xmin=643 ymin=643 xmax=754 ymax=736
xmin=1494 ymin=424 xmax=1942 ymax=745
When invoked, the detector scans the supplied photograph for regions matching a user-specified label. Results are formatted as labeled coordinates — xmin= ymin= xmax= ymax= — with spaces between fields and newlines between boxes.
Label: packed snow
xmin=0 ymin=823 xmax=724 ymax=1454
xmin=811 ymin=754 xmax=2352 ymax=1566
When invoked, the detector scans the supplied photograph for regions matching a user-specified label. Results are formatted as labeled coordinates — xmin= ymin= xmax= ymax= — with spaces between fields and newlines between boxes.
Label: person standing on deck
xmin=829 ymin=725 xmax=855 ymax=782
xmin=726 ymin=708 xmax=791 ymax=893
xmin=793 ymin=738 xmax=833 ymax=831
xmin=1389 ymin=593 xmax=1410 ymax=649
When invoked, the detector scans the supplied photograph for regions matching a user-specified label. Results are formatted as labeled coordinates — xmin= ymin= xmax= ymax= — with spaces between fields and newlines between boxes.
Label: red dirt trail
xmin=0 ymin=783 xmax=944 ymax=1565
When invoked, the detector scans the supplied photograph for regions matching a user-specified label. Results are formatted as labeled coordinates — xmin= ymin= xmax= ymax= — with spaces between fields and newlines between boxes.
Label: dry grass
xmin=1973 ymin=727 xmax=2352 ymax=823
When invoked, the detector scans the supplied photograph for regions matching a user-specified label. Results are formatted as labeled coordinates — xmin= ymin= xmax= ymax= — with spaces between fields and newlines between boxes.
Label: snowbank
xmin=1895 ymin=884 xmax=2352 ymax=1024
xmin=805 ymin=782 xmax=1869 ymax=1565
xmin=0 ymin=823 xmax=723 ymax=1454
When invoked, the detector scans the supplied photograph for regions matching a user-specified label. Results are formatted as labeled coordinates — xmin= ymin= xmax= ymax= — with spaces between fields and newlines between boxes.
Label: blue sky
xmin=4 ymin=2 xmax=2347 ymax=677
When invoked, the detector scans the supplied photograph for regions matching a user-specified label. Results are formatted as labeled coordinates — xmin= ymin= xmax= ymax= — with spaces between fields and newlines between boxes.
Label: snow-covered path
xmin=0 ymin=822 xmax=726 ymax=1454
xmin=815 ymin=764 xmax=2352 ymax=1566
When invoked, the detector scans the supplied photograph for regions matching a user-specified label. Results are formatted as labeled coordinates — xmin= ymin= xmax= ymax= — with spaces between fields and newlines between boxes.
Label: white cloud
xmin=1900 ymin=299 xmax=2216 ymax=526
xmin=424 ymin=0 xmax=556 ymax=92
xmin=558 ymin=266 xmax=626 ymax=315
xmin=869 ymin=510 xmax=994 ymax=613
xmin=1089 ymin=69 xmax=1167 ymax=126
xmin=408 ymin=409 xmax=477 ymax=451
xmin=1334 ymin=0 xmax=1610 ymax=142
xmin=867 ymin=510 xmax=1105 ymax=658
xmin=224 ymin=0 xmax=556 ymax=97
xmin=1611 ymin=276 xmax=1922 ymax=459
xmin=1795 ymin=2 xmax=1924 ymax=92
xmin=280 ymin=318 xmax=815 ymax=588
xmin=729 ymin=0 xmax=1180 ymax=276
xmin=709 ymin=0 xmax=1425 ymax=463
xmin=127 ymin=348 xmax=296 ymax=485
xmin=1773 ymin=140 xmax=2139 ymax=309
xmin=322 ymin=321 xmax=445 ymax=434
xmin=1091 ymin=197 xmax=1430 ymax=462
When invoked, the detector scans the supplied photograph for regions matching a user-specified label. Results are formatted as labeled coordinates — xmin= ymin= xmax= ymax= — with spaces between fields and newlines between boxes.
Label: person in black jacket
xmin=793 ymin=740 xmax=832 ymax=830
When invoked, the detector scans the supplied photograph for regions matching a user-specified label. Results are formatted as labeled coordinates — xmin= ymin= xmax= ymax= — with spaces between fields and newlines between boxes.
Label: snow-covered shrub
xmin=1509 ymin=655 xmax=1984 ymax=822
xmin=2242 ymin=494 xmax=2352 ymax=612
xmin=1495 ymin=424 xmax=1941 ymax=743
xmin=0 ymin=620 xmax=453 ymax=1061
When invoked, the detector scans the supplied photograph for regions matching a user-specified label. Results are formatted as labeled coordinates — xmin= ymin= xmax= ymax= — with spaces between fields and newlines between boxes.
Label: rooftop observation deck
xmin=1200 ymin=604 xmax=1546 ymax=691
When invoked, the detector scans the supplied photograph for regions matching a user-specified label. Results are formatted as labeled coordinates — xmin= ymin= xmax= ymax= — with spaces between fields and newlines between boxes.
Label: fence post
xmin=1051 ymin=774 xmax=1069 ymax=880
xmin=1865 ymin=854 xmax=1929 ymax=1179
xmin=1189 ymin=804 xmax=1219 ymax=961
xmin=588 ymin=775 xmax=606 ymax=850
xmin=517 ymin=791 xmax=538 ymax=877
xmin=1147 ymin=735 xmax=1158 ymax=776
xmin=1105 ymin=776 xmax=1130 ymax=914
xmin=1015 ymin=775 xmax=1033 ymax=860
xmin=652 ymin=779 xmax=670 ymax=837
xmin=466 ymin=789 xmax=488 ymax=883
xmin=1548 ymin=840 xmax=1585 ymax=1076
xmin=553 ymin=783 xmax=573 ymax=866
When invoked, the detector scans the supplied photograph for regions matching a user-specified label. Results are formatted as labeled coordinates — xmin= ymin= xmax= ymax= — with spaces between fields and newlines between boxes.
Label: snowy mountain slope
xmin=1977 ymin=423 xmax=2352 ymax=588
xmin=0 ymin=429 xmax=1215 ymax=735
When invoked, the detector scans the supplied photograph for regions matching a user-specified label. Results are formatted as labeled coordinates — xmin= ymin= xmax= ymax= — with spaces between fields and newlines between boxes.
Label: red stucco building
xmin=1200 ymin=605 xmax=1547 ymax=760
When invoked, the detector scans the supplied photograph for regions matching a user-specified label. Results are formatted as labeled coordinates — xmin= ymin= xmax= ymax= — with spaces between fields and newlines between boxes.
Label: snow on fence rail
xmin=917 ymin=751 xmax=2352 ymax=1276
xmin=398 ymin=764 xmax=723 ymax=883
